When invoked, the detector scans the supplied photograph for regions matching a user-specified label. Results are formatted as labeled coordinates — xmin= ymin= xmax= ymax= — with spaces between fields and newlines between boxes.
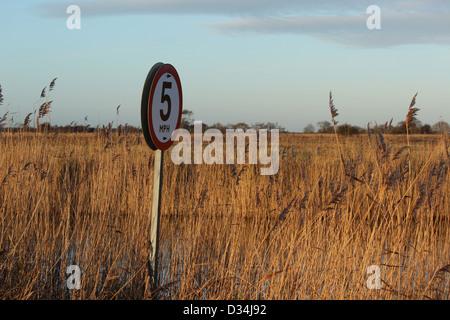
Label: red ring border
xmin=147 ymin=64 xmax=183 ymax=151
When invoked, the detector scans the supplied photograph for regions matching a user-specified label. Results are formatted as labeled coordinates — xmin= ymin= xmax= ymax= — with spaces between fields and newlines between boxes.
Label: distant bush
xmin=336 ymin=123 xmax=362 ymax=136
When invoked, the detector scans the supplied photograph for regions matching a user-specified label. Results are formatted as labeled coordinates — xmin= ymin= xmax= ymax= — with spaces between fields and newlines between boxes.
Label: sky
xmin=1 ymin=0 xmax=449 ymax=132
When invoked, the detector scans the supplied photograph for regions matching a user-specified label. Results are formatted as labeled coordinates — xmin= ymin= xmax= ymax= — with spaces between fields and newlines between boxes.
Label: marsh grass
xmin=0 ymin=92 xmax=449 ymax=299
xmin=0 ymin=128 xmax=448 ymax=300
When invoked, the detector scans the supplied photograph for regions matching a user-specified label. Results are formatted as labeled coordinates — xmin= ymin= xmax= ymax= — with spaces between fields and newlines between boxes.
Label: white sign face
xmin=151 ymin=73 xmax=181 ymax=145
xmin=141 ymin=63 xmax=182 ymax=151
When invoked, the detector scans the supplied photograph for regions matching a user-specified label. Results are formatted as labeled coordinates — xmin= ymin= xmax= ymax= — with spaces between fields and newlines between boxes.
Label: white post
xmin=149 ymin=149 xmax=164 ymax=295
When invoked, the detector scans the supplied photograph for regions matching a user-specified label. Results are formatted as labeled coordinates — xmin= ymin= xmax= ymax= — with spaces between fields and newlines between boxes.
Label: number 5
xmin=160 ymin=81 xmax=172 ymax=121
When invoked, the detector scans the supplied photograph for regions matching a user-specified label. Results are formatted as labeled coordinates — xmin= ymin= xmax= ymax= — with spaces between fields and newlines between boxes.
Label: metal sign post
xmin=141 ymin=62 xmax=182 ymax=296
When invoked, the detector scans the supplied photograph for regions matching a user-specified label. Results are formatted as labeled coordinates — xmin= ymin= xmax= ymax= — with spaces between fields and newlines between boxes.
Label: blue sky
xmin=1 ymin=0 xmax=449 ymax=132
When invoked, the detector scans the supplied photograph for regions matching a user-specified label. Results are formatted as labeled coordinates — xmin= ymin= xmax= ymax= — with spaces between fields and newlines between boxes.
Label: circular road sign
xmin=141 ymin=63 xmax=183 ymax=151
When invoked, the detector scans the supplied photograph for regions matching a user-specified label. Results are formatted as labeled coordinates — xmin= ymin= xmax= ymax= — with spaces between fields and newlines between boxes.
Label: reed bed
xmin=0 ymin=128 xmax=448 ymax=300
xmin=0 ymin=94 xmax=449 ymax=299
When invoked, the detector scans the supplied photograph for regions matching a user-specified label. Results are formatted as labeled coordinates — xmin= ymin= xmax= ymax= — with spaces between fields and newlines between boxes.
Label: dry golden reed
xmin=0 ymin=91 xmax=449 ymax=300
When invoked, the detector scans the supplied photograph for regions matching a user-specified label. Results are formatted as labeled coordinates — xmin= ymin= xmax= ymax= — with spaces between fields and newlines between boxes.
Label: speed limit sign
xmin=141 ymin=63 xmax=183 ymax=151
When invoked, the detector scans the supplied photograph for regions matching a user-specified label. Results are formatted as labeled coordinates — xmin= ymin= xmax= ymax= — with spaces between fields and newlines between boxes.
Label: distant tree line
xmin=0 ymin=122 xmax=142 ymax=134
xmin=1 ymin=109 xmax=286 ymax=135
xmin=2 ymin=104 xmax=448 ymax=137
xmin=304 ymin=119 xmax=450 ymax=135
xmin=2 ymin=80 xmax=448 ymax=137
xmin=180 ymin=109 xmax=287 ymax=133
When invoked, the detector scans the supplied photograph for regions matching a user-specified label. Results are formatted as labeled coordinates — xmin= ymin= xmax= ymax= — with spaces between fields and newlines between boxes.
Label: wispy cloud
xmin=36 ymin=0 xmax=333 ymax=17
xmin=211 ymin=11 xmax=450 ymax=48
xmin=35 ymin=0 xmax=450 ymax=47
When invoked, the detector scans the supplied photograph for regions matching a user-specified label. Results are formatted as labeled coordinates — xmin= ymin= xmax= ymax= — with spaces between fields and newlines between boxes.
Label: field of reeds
xmin=0 ymin=93 xmax=449 ymax=300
